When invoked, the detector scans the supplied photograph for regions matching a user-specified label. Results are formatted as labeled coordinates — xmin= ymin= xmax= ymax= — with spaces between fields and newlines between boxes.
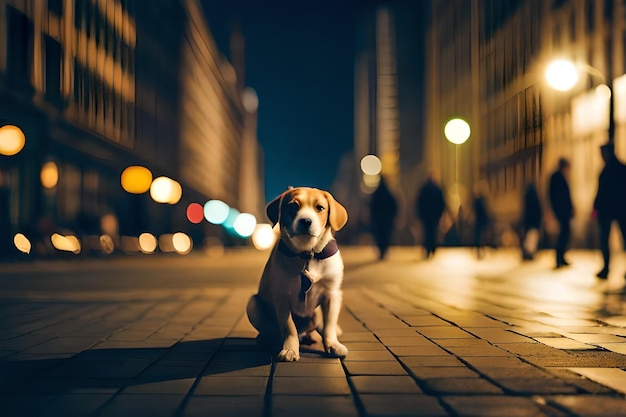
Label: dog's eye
xmin=316 ymin=205 xmax=325 ymax=212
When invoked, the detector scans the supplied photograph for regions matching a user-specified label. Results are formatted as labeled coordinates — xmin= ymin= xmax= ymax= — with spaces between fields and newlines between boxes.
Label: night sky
xmin=202 ymin=1 xmax=373 ymax=202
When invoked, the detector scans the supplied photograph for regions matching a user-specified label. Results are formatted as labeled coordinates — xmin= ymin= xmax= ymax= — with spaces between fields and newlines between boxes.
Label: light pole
xmin=545 ymin=59 xmax=615 ymax=140
xmin=443 ymin=117 xmax=471 ymax=213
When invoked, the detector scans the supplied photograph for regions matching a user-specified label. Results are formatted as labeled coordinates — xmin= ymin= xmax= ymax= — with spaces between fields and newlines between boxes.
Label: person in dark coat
xmin=416 ymin=173 xmax=445 ymax=259
xmin=521 ymin=183 xmax=542 ymax=260
xmin=369 ymin=177 xmax=398 ymax=260
xmin=548 ymin=158 xmax=574 ymax=269
xmin=473 ymin=193 xmax=489 ymax=259
xmin=594 ymin=142 xmax=626 ymax=279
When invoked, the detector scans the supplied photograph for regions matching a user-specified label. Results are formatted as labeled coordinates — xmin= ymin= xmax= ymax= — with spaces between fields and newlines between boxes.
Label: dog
xmin=246 ymin=187 xmax=348 ymax=361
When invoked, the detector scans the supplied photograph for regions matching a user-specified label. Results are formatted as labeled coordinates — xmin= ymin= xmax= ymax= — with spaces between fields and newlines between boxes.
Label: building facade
xmin=0 ymin=0 xmax=263 ymax=255
xmin=425 ymin=0 xmax=626 ymax=246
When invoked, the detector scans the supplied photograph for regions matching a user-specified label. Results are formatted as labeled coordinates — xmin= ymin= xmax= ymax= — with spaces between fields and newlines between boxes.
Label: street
xmin=3 ymin=247 xmax=626 ymax=416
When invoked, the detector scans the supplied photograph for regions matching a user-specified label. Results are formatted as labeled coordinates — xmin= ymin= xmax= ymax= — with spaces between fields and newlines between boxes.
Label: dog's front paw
xmin=277 ymin=348 xmax=300 ymax=361
xmin=325 ymin=340 xmax=348 ymax=357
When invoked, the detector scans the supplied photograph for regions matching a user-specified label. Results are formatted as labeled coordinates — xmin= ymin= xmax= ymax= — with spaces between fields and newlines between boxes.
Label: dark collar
xmin=278 ymin=239 xmax=339 ymax=260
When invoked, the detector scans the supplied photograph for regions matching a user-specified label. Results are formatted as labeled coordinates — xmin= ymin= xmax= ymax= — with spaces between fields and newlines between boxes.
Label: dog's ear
xmin=266 ymin=191 xmax=286 ymax=225
xmin=323 ymin=191 xmax=348 ymax=231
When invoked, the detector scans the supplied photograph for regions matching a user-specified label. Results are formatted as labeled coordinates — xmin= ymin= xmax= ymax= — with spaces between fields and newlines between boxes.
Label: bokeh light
xmin=186 ymin=203 xmax=204 ymax=224
xmin=139 ymin=233 xmax=157 ymax=253
xmin=51 ymin=233 xmax=81 ymax=254
xmin=204 ymin=200 xmax=230 ymax=224
xmin=0 ymin=125 xmax=26 ymax=156
xmin=172 ymin=232 xmax=192 ymax=254
xmin=360 ymin=154 xmax=382 ymax=175
xmin=242 ymin=87 xmax=259 ymax=113
xmin=444 ymin=118 xmax=471 ymax=145
xmin=233 ymin=213 xmax=257 ymax=237
xmin=40 ymin=161 xmax=59 ymax=189
xmin=545 ymin=59 xmax=579 ymax=91
xmin=223 ymin=208 xmax=240 ymax=230
xmin=251 ymin=223 xmax=276 ymax=250
xmin=150 ymin=176 xmax=182 ymax=204
xmin=13 ymin=233 xmax=31 ymax=254
xmin=99 ymin=235 xmax=115 ymax=254
xmin=121 ymin=166 xmax=152 ymax=194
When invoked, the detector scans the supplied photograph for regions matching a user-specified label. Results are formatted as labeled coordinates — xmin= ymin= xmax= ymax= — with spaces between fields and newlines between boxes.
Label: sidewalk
xmin=2 ymin=248 xmax=626 ymax=416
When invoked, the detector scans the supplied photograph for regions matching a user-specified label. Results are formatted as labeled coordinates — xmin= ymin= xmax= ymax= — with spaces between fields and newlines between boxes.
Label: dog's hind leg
xmin=247 ymin=295 xmax=281 ymax=349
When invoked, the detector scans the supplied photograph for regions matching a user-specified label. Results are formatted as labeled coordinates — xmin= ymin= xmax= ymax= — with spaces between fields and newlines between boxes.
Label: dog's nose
xmin=298 ymin=218 xmax=312 ymax=228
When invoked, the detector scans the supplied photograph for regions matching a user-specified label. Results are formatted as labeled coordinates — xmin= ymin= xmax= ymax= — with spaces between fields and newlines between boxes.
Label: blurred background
xmin=0 ymin=0 xmax=624 ymax=260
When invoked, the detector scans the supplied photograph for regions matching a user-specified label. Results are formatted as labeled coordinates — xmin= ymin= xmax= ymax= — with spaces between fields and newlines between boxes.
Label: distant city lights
xmin=40 ymin=161 xmax=59 ymax=189
xmin=233 ymin=213 xmax=257 ymax=237
xmin=99 ymin=235 xmax=115 ymax=254
xmin=545 ymin=59 xmax=579 ymax=92
xmin=51 ymin=233 xmax=81 ymax=254
xmin=121 ymin=166 xmax=153 ymax=194
xmin=172 ymin=232 xmax=192 ymax=254
xmin=150 ymin=176 xmax=182 ymax=204
xmin=186 ymin=203 xmax=204 ymax=224
xmin=0 ymin=125 xmax=26 ymax=156
xmin=444 ymin=118 xmax=471 ymax=145
xmin=204 ymin=200 xmax=230 ymax=224
xmin=139 ymin=233 xmax=158 ymax=253
xmin=360 ymin=154 xmax=382 ymax=176
xmin=13 ymin=233 xmax=31 ymax=254
xmin=223 ymin=208 xmax=240 ymax=230
xmin=251 ymin=224 xmax=276 ymax=250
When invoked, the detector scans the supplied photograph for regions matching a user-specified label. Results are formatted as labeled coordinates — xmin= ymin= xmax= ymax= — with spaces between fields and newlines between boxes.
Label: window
xmin=48 ymin=0 xmax=63 ymax=16
xmin=44 ymin=35 xmax=62 ymax=104
xmin=6 ymin=6 xmax=34 ymax=87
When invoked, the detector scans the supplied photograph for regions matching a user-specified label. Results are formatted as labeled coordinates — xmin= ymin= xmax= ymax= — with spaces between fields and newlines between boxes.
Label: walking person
xmin=548 ymin=158 xmax=574 ymax=269
xmin=521 ymin=183 xmax=542 ymax=260
xmin=369 ymin=177 xmax=398 ymax=260
xmin=593 ymin=142 xmax=626 ymax=279
xmin=416 ymin=172 xmax=445 ymax=259
xmin=472 ymin=191 xmax=489 ymax=259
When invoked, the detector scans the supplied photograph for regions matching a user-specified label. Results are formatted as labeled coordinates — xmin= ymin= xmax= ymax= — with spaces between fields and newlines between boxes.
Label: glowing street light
xmin=233 ymin=213 xmax=257 ymax=237
xmin=360 ymin=154 xmax=382 ymax=175
xmin=0 ymin=125 xmax=26 ymax=156
xmin=444 ymin=118 xmax=471 ymax=145
xmin=545 ymin=59 xmax=579 ymax=92
xmin=251 ymin=223 xmax=276 ymax=250
xmin=150 ymin=176 xmax=182 ymax=204
xmin=121 ymin=166 xmax=152 ymax=194
xmin=40 ymin=161 xmax=59 ymax=189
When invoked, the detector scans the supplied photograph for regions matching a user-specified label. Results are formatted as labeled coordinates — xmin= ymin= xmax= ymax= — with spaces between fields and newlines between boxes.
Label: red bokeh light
xmin=186 ymin=203 xmax=204 ymax=224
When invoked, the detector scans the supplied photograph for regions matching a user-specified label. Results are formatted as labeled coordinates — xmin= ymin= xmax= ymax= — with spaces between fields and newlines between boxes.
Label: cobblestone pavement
xmin=2 ymin=247 xmax=626 ymax=416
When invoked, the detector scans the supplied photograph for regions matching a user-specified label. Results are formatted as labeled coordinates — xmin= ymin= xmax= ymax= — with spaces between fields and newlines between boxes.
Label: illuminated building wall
xmin=426 ymin=0 xmax=626 ymax=246
xmin=0 ymin=0 xmax=262 ymax=251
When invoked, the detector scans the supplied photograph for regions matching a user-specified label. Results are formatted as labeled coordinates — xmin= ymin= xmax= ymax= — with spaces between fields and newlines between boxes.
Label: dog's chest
xmin=290 ymin=258 xmax=337 ymax=317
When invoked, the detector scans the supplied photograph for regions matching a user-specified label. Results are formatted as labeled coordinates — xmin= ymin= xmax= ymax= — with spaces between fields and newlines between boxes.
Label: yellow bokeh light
xmin=0 ymin=125 xmax=26 ymax=156
xmin=360 ymin=154 xmax=382 ymax=175
xmin=13 ymin=233 xmax=31 ymax=254
xmin=139 ymin=233 xmax=157 ymax=253
xmin=121 ymin=166 xmax=152 ymax=194
xmin=41 ymin=161 xmax=59 ymax=189
xmin=172 ymin=232 xmax=192 ymax=254
xmin=51 ymin=233 xmax=81 ymax=254
xmin=545 ymin=59 xmax=579 ymax=92
xmin=150 ymin=177 xmax=182 ymax=204
xmin=251 ymin=223 xmax=276 ymax=250
xmin=99 ymin=235 xmax=115 ymax=254
xmin=444 ymin=118 xmax=471 ymax=145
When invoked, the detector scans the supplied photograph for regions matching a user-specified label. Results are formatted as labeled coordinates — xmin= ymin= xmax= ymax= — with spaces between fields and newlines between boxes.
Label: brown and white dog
xmin=246 ymin=187 xmax=348 ymax=361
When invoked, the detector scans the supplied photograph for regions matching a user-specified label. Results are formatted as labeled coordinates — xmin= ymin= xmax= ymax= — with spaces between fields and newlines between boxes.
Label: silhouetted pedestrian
xmin=521 ymin=183 xmax=542 ymax=260
xmin=594 ymin=142 xmax=626 ymax=279
xmin=473 ymin=193 xmax=489 ymax=259
xmin=416 ymin=173 xmax=445 ymax=259
xmin=369 ymin=178 xmax=398 ymax=260
xmin=548 ymin=158 xmax=574 ymax=269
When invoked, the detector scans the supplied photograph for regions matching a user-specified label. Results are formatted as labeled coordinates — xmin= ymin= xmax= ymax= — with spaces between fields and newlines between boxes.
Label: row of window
xmin=484 ymin=152 xmax=542 ymax=196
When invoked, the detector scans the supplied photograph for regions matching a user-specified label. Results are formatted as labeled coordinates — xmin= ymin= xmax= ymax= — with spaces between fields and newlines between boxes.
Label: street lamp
xmin=443 ymin=117 xmax=471 ymax=214
xmin=545 ymin=59 xmax=614 ymax=140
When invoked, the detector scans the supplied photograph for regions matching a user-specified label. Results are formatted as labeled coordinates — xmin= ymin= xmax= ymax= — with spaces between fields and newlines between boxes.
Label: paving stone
xmin=37 ymin=393 xmax=112 ymax=416
xmin=359 ymin=394 xmax=448 ymax=416
xmin=350 ymin=375 xmax=422 ymax=394
xmin=496 ymin=377 xmax=579 ymax=394
xmin=529 ymin=350 xmax=626 ymax=368
xmin=422 ymin=378 xmax=502 ymax=395
xmin=546 ymin=395 xmax=626 ymax=416
xmin=373 ymin=328 xmax=421 ymax=337
xmin=400 ymin=315 xmax=451 ymax=327
xmin=443 ymin=344 xmax=512 ymax=357
xmin=183 ymin=396 xmax=265 ymax=417
xmin=344 ymin=342 xmax=388 ymax=351
xmin=598 ymin=343 xmax=626 ymax=354
xmin=565 ymin=333 xmax=626 ymax=344
xmin=546 ymin=368 xmax=615 ymax=394
xmin=463 ymin=356 xmax=525 ymax=368
xmin=344 ymin=361 xmax=407 ymax=376
xmin=39 ymin=359 xmax=154 ymax=379
xmin=194 ymin=375 xmax=268 ymax=396
xmin=496 ymin=342 xmax=572 ymax=358
xmin=272 ymin=395 xmax=359 ymax=417
xmin=273 ymin=376 xmax=351 ymax=395
xmin=443 ymin=395 xmax=545 ymax=417
xmin=388 ymin=344 xmax=449 ymax=356
xmin=534 ymin=337 xmax=597 ymax=351
xmin=377 ymin=336 xmax=435 ymax=346
xmin=399 ymin=355 xmax=464 ymax=367
xmin=408 ymin=366 xmax=479 ymax=379
xmin=203 ymin=363 xmax=272 ymax=377
xmin=464 ymin=328 xmax=532 ymax=343
xmin=274 ymin=362 xmax=345 ymax=377
xmin=567 ymin=367 xmax=626 ymax=394
xmin=340 ymin=332 xmax=379 ymax=342
xmin=97 ymin=393 xmax=184 ymax=417
xmin=343 ymin=350 xmax=397 ymax=362
xmin=123 ymin=378 xmax=196 ymax=394
xmin=0 ymin=394 xmax=58 ymax=416
xmin=414 ymin=326 xmax=475 ymax=339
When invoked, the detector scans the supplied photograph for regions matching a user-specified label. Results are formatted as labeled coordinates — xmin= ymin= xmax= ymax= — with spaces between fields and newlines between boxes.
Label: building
xmin=425 ymin=0 xmax=626 ymax=246
xmin=0 ymin=0 xmax=263 ymax=256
